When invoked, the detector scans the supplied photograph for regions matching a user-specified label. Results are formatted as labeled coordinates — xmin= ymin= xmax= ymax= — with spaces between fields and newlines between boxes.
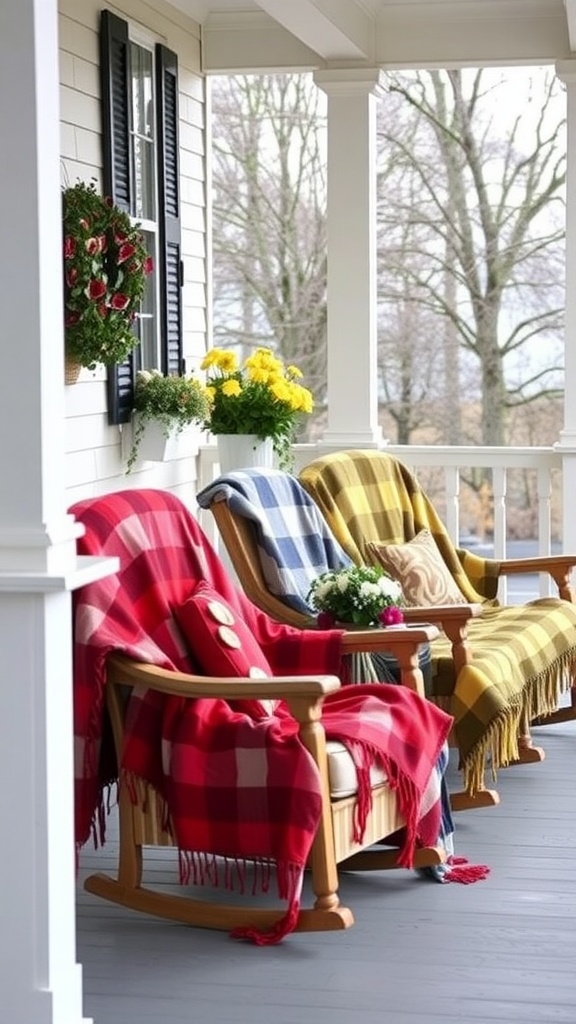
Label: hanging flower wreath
xmin=62 ymin=180 xmax=153 ymax=369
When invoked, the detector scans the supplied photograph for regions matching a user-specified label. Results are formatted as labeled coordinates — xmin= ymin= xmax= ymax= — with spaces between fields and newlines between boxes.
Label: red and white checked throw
xmin=71 ymin=489 xmax=453 ymax=943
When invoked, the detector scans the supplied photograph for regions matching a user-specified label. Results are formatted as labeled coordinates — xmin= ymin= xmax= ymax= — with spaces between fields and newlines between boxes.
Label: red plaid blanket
xmin=71 ymin=489 xmax=452 ymax=943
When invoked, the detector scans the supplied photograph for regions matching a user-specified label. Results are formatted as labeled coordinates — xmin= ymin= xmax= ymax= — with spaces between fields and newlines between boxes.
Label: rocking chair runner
xmin=299 ymin=449 xmax=576 ymax=802
xmin=71 ymin=488 xmax=451 ymax=942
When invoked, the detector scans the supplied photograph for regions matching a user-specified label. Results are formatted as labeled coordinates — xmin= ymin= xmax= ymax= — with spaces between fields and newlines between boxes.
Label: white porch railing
xmin=196 ymin=441 xmax=566 ymax=604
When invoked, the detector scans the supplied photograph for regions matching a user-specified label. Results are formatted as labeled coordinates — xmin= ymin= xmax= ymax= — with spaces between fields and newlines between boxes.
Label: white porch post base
xmin=0 ymin=560 xmax=117 ymax=1024
xmin=316 ymin=430 xmax=388 ymax=449
xmin=0 ymin=587 xmax=89 ymax=1024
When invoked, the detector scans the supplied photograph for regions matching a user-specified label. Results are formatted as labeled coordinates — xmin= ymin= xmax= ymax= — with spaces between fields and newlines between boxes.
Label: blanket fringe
xmin=121 ymin=767 xmax=305 ymax=944
xmin=230 ymin=900 xmax=301 ymax=946
xmin=443 ymin=855 xmax=490 ymax=885
xmin=455 ymin=649 xmax=576 ymax=796
xmin=178 ymin=855 xmax=304 ymax=945
xmin=230 ymin=863 xmax=303 ymax=946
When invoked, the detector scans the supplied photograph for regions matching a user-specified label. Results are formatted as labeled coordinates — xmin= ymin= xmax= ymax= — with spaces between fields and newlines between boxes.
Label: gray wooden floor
xmin=77 ymin=719 xmax=576 ymax=1024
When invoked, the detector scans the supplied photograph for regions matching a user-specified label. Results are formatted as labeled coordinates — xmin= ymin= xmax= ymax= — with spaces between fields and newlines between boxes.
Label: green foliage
xmin=126 ymin=370 xmax=210 ymax=473
xmin=62 ymin=180 xmax=153 ymax=369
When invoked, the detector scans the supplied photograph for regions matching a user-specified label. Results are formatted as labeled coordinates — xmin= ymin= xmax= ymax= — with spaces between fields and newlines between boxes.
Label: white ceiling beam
xmin=200 ymin=0 xmax=573 ymax=75
xmin=202 ymin=12 xmax=325 ymax=74
xmin=255 ymin=0 xmax=374 ymax=62
xmin=374 ymin=0 xmax=570 ymax=68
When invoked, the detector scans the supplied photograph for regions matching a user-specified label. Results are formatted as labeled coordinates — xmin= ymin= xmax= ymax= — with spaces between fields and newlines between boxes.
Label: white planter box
xmin=122 ymin=417 xmax=202 ymax=469
xmin=136 ymin=418 xmax=180 ymax=462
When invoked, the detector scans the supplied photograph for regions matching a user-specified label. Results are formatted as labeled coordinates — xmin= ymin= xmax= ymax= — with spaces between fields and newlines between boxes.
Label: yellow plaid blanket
xmin=300 ymin=449 xmax=576 ymax=793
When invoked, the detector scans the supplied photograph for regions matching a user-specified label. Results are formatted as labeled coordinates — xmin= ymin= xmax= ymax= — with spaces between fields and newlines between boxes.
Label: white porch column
xmin=314 ymin=69 xmax=385 ymax=447
xmin=555 ymin=60 xmax=576 ymax=557
xmin=0 ymin=3 xmax=115 ymax=1023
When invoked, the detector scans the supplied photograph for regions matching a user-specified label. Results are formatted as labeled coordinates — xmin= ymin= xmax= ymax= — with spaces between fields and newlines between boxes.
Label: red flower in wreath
xmin=117 ymin=242 xmax=137 ymax=264
xmin=87 ymin=278 xmax=107 ymax=301
xmin=64 ymin=236 xmax=76 ymax=259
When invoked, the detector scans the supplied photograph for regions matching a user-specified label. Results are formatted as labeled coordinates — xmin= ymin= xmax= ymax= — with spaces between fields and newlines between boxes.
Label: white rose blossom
xmin=314 ymin=579 xmax=333 ymax=602
xmin=378 ymin=576 xmax=402 ymax=600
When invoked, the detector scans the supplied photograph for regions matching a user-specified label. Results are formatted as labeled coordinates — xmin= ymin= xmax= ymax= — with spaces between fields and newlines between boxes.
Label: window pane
xmin=129 ymin=44 xmax=159 ymax=367
xmin=138 ymin=312 xmax=156 ymax=370
xmin=133 ymin=135 xmax=155 ymax=220
xmin=131 ymin=44 xmax=153 ymax=137
xmin=130 ymin=43 xmax=155 ymax=221
xmin=138 ymin=229 xmax=158 ymax=369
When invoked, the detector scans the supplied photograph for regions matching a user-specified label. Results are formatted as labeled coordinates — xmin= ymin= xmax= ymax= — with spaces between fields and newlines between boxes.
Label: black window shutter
xmin=100 ymin=9 xmax=136 ymax=423
xmin=100 ymin=10 xmax=131 ymax=211
xmin=156 ymin=44 xmax=183 ymax=376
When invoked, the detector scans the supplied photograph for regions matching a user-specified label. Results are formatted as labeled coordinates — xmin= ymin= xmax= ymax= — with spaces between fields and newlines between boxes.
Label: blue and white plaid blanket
xmin=196 ymin=468 xmax=353 ymax=615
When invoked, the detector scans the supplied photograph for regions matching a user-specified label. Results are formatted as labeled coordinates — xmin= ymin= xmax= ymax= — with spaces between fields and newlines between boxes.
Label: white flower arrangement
xmin=307 ymin=564 xmax=404 ymax=628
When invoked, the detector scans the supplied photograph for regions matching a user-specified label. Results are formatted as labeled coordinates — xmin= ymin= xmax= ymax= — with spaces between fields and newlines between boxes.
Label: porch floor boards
xmin=77 ymin=720 xmax=576 ymax=1024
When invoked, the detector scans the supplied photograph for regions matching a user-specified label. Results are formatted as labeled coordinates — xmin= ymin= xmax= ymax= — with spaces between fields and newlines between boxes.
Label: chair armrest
xmin=107 ymin=652 xmax=339 ymax=701
xmin=106 ymin=652 xmax=340 ymax=728
xmin=401 ymin=603 xmax=484 ymax=674
xmin=401 ymin=603 xmax=483 ymax=624
xmin=496 ymin=555 xmax=576 ymax=601
xmin=104 ymin=655 xmax=339 ymax=815
xmin=340 ymin=623 xmax=439 ymax=652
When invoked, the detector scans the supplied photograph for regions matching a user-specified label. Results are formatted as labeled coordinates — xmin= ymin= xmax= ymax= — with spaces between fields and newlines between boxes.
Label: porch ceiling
xmin=168 ymin=0 xmax=576 ymax=73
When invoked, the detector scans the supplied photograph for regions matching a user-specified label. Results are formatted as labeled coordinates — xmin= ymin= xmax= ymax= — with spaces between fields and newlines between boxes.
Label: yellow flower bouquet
xmin=201 ymin=347 xmax=314 ymax=468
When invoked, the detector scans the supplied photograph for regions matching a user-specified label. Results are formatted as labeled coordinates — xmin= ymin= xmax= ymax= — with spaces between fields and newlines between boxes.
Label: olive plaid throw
xmin=300 ymin=449 xmax=576 ymax=793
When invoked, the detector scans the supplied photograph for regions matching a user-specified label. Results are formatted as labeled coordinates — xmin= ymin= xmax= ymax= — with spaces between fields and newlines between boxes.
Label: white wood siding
xmin=58 ymin=0 xmax=207 ymax=506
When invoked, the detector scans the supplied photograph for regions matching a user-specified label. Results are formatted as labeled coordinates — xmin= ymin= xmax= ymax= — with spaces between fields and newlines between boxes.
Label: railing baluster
xmin=492 ymin=466 xmax=507 ymax=603
xmin=537 ymin=466 xmax=553 ymax=597
xmin=444 ymin=465 xmax=460 ymax=545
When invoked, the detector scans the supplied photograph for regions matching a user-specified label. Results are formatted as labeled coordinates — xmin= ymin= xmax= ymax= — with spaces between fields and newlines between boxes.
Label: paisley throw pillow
xmin=367 ymin=529 xmax=468 ymax=607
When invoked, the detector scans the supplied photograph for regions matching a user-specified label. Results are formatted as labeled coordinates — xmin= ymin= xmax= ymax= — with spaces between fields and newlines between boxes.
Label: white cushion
xmin=326 ymin=740 xmax=388 ymax=799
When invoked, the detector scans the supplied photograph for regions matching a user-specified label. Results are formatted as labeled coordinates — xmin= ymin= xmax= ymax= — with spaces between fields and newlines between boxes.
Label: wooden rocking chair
xmin=72 ymin=488 xmax=446 ymax=939
xmin=299 ymin=449 xmax=576 ymax=805
xmin=197 ymin=467 xmax=488 ymax=813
